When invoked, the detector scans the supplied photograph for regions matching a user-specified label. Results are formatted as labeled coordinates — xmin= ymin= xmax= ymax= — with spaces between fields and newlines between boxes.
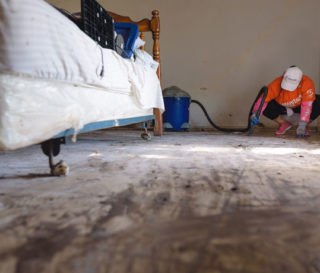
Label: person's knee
xmin=263 ymin=100 xmax=284 ymax=120
xmin=263 ymin=112 xmax=277 ymax=120
xmin=314 ymin=97 xmax=320 ymax=108
xmin=311 ymin=97 xmax=320 ymax=120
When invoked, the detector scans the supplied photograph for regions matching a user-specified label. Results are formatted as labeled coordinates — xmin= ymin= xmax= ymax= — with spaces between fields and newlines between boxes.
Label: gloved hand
xmin=296 ymin=121 xmax=307 ymax=138
xmin=250 ymin=112 xmax=260 ymax=125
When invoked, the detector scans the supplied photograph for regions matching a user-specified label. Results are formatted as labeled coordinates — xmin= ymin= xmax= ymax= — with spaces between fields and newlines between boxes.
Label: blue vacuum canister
xmin=163 ymin=86 xmax=191 ymax=131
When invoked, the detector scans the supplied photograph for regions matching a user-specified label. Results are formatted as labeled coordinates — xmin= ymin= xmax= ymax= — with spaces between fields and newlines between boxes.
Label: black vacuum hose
xmin=190 ymin=86 xmax=268 ymax=133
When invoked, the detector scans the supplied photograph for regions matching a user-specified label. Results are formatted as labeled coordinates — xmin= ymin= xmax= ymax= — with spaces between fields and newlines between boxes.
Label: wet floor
xmin=1 ymin=129 xmax=320 ymax=272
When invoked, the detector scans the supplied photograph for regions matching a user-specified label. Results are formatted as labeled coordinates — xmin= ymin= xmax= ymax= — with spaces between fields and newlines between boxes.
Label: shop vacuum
xmin=163 ymin=86 xmax=268 ymax=135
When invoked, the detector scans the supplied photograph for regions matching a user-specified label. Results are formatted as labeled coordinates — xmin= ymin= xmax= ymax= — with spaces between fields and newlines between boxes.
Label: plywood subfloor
xmin=1 ymin=129 xmax=320 ymax=273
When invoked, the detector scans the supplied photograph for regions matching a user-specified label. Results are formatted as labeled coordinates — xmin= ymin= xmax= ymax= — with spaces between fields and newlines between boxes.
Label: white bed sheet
xmin=0 ymin=72 xmax=154 ymax=151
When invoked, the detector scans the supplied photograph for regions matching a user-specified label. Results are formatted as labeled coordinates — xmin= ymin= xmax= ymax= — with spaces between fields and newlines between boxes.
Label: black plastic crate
xmin=81 ymin=0 xmax=115 ymax=49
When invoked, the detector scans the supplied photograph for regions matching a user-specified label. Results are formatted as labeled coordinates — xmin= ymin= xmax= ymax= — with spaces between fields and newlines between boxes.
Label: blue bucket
xmin=163 ymin=86 xmax=191 ymax=131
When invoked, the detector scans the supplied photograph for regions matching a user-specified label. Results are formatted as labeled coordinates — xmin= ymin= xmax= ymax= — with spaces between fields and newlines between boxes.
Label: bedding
xmin=0 ymin=0 xmax=164 ymax=152
xmin=0 ymin=0 xmax=164 ymax=109
xmin=0 ymin=71 xmax=154 ymax=150
xmin=0 ymin=0 xmax=123 ymax=88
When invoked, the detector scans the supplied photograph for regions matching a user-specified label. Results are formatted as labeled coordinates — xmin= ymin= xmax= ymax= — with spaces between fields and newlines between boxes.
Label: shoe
xmin=275 ymin=121 xmax=292 ymax=135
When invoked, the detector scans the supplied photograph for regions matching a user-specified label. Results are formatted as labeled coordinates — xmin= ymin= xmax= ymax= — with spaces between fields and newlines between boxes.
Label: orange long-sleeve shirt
xmin=266 ymin=75 xmax=315 ymax=108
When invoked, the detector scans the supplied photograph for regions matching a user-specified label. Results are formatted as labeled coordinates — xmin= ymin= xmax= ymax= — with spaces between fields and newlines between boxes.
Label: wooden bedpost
xmin=151 ymin=10 xmax=163 ymax=136
xmin=151 ymin=10 xmax=161 ymax=79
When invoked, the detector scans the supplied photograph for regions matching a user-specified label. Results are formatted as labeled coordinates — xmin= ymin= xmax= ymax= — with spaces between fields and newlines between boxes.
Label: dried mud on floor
xmin=1 ymin=129 xmax=320 ymax=273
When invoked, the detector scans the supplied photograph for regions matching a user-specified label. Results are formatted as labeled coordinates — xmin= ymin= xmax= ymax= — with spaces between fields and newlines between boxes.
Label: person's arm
xmin=296 ymin=101 xmax=312 ymax=137
xmin=300 ymin=77 xmax=315 ymax=122
xmin=296 ymin=77 xmax=315 ymax=137
xmin=300 ymin=101 xmax=313 ymax=122
xmin=252 ymin=77 xmax=281 ymax=118
xmin=252 ymin=97 xmax=268 ymax=113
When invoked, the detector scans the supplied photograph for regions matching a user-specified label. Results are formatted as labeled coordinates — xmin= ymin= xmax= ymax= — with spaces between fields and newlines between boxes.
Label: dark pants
xmin=263 ymin=94 xmax=320 ymax=121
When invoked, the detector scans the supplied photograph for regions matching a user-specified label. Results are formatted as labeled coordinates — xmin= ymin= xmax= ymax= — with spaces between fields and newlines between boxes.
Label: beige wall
xmin=47 ymin=0 xmax=320 ymax=128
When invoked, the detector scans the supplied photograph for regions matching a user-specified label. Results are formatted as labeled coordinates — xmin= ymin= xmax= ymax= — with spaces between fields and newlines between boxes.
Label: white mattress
xmin=0 ymin=0 xmax=165 ymax=151
xmin=0 ymin=0 xmax=164 ymax=111
xmin=0 ymin=72 xmax=154 ymax=150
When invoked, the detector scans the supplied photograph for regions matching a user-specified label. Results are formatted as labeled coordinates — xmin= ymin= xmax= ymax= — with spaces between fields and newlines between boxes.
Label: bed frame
xmin=72 ymin=9 xmax=163 ymax=135
xmin=101 ymin=10 xmax=162 ymax=135
xmin=41 ymin=9 xmax=163 ymax=175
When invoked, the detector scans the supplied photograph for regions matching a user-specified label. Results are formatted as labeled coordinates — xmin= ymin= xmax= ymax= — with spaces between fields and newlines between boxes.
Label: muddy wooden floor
xmin=1 ymin=129 xmax=320 ymax=273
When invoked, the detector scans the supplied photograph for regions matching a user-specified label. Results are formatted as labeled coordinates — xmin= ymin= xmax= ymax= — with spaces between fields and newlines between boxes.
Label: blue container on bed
xmin=114 ymin=22 xmax=139 ymax=59
xmin=163 ymin=86 xmax=191 ymax=131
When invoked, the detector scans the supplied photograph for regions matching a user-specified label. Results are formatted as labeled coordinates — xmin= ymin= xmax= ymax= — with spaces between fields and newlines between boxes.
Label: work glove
xmin=250 ymin=112 xmax=260 ymax=125
xmin=296 ymin=121 xmax=307 ymax=138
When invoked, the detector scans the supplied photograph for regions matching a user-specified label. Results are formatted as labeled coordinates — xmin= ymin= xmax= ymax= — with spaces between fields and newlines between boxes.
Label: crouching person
xmin=251 ymin=66 xmax=320 ymax=137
